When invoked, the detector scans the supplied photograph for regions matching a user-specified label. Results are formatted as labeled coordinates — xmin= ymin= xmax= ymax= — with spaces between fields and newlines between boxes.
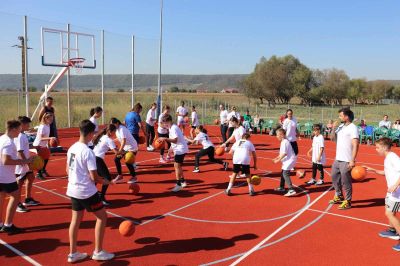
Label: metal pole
xmin=156 ymin=0 xmax=163 ymax=118
xmin=131 ymin=35 xmax=135 ymax=109
xmin=24 ymin=16 xmax=29 ymax=116
xmin=66 ymin=23 xmax=71 ymax=127
xmin=101 ymin=30 xmax=105 ymax=124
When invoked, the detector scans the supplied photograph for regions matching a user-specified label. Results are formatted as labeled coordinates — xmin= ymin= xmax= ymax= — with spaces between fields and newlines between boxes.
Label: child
xmin=0 ymin=120 xmax=32 ymax=235
xmin=364 ymin=138 xmax=400 ymax=251
xmin=158 ymin=105 xmax=172 ymax=163
xmin=306 ymin=124 xmax=326 ymax=185
xmin=66 ymin=120 xmax=114 ymax=262
xmin=89 ymin=106 xmax=103 ymax=149
xmin=226 ymin=106 xmax=241 ymax=148
xmin=273 ymin=128 xmax=297 ymax=197
xmin=110 ymin=118 xmax=138 ymax=184
xmin=33 ymin=112 xmax=56 ymax=179
xmin=222 ymin=117 xmax=246 ymax=178
xmin=243 ymin=110 xmax=252 ymax=132
xmin=253 ymin=114 xmax=260 ymax=133
xmin=187 ymin=126 xmax=228 ymax=173
xmin=225 ymin=133 xmax=257 ymax=196
xmin=93 ymin=124 xmax=119 ymax=206
xmin=176 ymin=101 xmax=188 ymax=132
xmin=145 ymin=103 xmax=157 ymax=151
xmin=159 ymin=114 xmax=189 ymax=192
xmin=190 ymin=106 xmax=200 ymax=139
xmin=15 ymin=116 xmax=40 ymax=213
xmin=325 ymin=119 xmax=334 ymax=139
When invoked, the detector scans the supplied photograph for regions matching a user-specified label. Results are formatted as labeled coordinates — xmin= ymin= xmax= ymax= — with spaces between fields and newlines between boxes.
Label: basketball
xmin=119 ymin=220 xmax=136 ymax=237
xmin=37 ymin=147 xmax=51 ymax=160
xmin=214 ymin=119 xmax=219 ymax=125
xmin=251 ymin=175 xmax=261 ymax=186
xmin=184 ymin=116 xmax=189 ymax=123
xmin=125 ymin=151 xmax=136 ymax=164
xmin=128 ymin=183 xmax=140 ymax=194
xmin=296 ymin=170 xmax=306 ymax=178
xmin=29 ymin=155 xmax=44 ymax=171
xmin=351 ymin=166 xmax=367 ymax=181
xmin=138 ymin=136 xmax=145 ymax=144
xmin=153 ymin=138 xmax=165 ymax=150
xmin=49 ymin=138 xmax=59 ymax=147
xmin=215 ymin=146 xmax=225 ymax=156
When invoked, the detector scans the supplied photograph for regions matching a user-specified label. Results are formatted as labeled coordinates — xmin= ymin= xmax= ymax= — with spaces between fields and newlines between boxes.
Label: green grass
xmin=1 ymin=91 xmax=399 ymax=131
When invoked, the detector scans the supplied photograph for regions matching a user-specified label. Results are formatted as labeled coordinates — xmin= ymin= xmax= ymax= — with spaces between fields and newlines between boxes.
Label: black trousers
xmin=194 ymin=146 xmax=224 ymax=167
xmin=96 ymin=157 xmax=111 ymax=199
xmin=114 ymin=155 xmax=136 ymax=177
xmin=227 ymin=127 xmax=235 ymax=147
xmin=146 ymin=124 xmax=155 ymax=147
xmin=290 ymin=141 xmax=299 ymax=155
xmin=158 ymin=133 xmax=171 ymax=156
xmin=220 ymin=124 xmax=228 ymax=143
xmin=312 ymin=163 xmax=324 ymax=180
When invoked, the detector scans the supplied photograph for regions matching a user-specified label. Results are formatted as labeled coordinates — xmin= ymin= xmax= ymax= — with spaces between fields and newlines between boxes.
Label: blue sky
xmin=0 ymin=0 xmax=399 ymax=79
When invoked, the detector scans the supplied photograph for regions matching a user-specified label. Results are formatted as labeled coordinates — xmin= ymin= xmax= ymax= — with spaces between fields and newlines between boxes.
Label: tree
xmin=347 ymin=78 xmax=367 ymax=104
xmin=169 ymin=86 xmax=179 ymax=93
xmin=365 ymin=80 xmax=392 ymax=104
xmin=316 ymin=68 xmax=349 ymax=105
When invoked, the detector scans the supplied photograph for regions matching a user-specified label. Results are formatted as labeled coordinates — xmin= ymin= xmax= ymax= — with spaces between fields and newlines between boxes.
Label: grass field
xmin=1 ymin=91 xmax=400 ymax=130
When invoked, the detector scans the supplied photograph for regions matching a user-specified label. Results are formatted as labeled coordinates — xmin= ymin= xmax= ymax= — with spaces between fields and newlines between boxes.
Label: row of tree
xmin=242 ymin=55 xmax=398 ymax=107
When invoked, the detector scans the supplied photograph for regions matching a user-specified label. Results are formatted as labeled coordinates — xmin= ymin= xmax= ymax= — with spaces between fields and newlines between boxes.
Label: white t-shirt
xmin=312 ymin=134 xmax=326 ymax=164
xmin=146 ymin=109 xmax=156 ymax=126
xmin=169 ymin=124 xmax=189 ymax=155
xmin=227 ymin=111 xmax=241 ymax=127
xmin=280 ymin=138 xmax=297 ymax=170
xmin=66 ymin=142 xmax=98 ymax=199
xmin=379 ymin=120 xmax=391 ymax=129
xmin=157 ymin=113 xmax=169 ymax=134
xmin=220 ymin=110 xmax=229 ymax=125
xmin=231 ymin=139 xmax=255 ymax=165
xmin=33 ymin=124 xmax=50 ymax=147
xmin=384 ymin=152 xmax=400 ymax=202
xmin=335 ymin=123 xmax=359 ymax=162
xmin=14 ymin=132 xmax=30 ymax=175
xmin=0 ymin=134 xmax=17 ymax=184
xmin=282 ymin=118 xmax=297 ymax=142
xmin=194 ymin=132 xmax=213 ymax=149
xmin=89 ymin=116 xmax=99 ymax=133
xmin=176 ymin=106 xmax=188 ymax=124
xmin=233 ymin=126 xmax=246 ymax=142
xmin=116 ymin=125 xmax=138 ymax=152
xmin=93 ymin=135 xmax=116 ymax=159
xmin=191 ymin=111 xmax=200 ymax=127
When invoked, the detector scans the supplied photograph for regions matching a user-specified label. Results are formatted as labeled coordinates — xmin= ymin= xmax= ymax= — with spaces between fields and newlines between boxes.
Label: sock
xmin=227 ymin=182 xmax=233 ymax=190
xmin=179 ymin=177 xmax=185 ymax=183
xmin=4 ymin=223 xmax=12 ymax=227
xmin=248 ymin=183 xmax=253 ymax=191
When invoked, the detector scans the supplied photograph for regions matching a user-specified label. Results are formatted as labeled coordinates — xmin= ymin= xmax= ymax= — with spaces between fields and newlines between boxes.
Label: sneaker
xmin=238 ymin=173 xmax=247 ymax=178
xmin=16 ymin=203 xmax=29 ymax=213
xmin=92 ymin=250 xmax=115 ymax=261
xmin=284 ymin=189 xmax=296 ymax=197
xmin=127 ymin=176 xmax=138 ymax=184
xmin=316 ymin=180 xmax=324 ymax=185
xmin=274 ymin=187 xmax=285 ymax=192
xmin=306 ymin=179 xmax=316 ymax=185
xmin=166 ymin=156 xmax=172 ymax=162
xmin=329 ymin=195 xmax=344 ymax=204
xmin=112 ymin=175 xmax=124 ymax=184
xmin=180 ymin=181 xmax=187 ymax=188
xmin=42 ymin=170 xmax=49 ymax=177
xmin=36 ymin=172 xmax=45 ymax=180
xmin=249 ymin=190 xmax=255 ymax=196
xmin=1 ymin=224 xmax=24 ymax=235
xmin=393 ymin=243 xmax=400 ymax=252
xmin=133 ymin=164 xmax=138 ymax=169
xmin=224 ymin=189 xmax=232 ymax=196
xmin=146 ymin=147 xmax=153 ymax=151
xmin=149 ymin=145 xmax=154 ymax=150
xmin=379 ymin=229 xmax=400 ymax=240
xmin=23 ymin=198 xmax=40 ymax=206
xmin=68 ymin=252 xmax=88 ymax=263
xmin=223 ymin=162 xmax=229 ymax=171
xmin=171 ymin=184 xmax=182 ymax=192
xmin=338 ymin=200 xmax=351 ymax=210
xmin=193 ymin=168 xmax=200 ymax=173
xmin=102 ymin=200 xmax=111 ymax=207
xmin=159 ymin=158 xmax=167 ymax=163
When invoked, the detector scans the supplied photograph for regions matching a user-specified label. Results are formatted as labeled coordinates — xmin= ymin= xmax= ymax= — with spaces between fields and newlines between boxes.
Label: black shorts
xmin=16 ymin=171 xmax=33 ymax=182
xmin=0 ymin=182 xmax=19 ymax=193
xmin=174 ymin=154 xmax=186 ymax=164
xmin=70 ymin=192 xmax=104 ymax=212
xmin=191 ymin=126 xmax=197 ymax=129
xmin=233 ymin=164 xmax=251 ymax=175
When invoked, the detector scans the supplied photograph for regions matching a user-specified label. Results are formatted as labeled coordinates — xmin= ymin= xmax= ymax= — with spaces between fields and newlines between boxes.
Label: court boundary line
xmin=0 ymin=238 xmax=42 ymax=266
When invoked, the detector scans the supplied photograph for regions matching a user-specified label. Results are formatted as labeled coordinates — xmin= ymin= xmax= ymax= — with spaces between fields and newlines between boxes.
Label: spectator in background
xmin=379 ymin=115 xmax=392 ymax=129
xmin=253 ymin=114 xmax=261 ymax=133
xmin=38 ymin=97 xmax=58 ymax=139
xmin=219 ymin=104 xmax=229 ymax=144
xmin=359 ymin=119 xmax=367 ymax=130
xmin=393 ymin=120 xmax=400 ymax=130
xmin=243 ymin=110 xmax=252 ymax=132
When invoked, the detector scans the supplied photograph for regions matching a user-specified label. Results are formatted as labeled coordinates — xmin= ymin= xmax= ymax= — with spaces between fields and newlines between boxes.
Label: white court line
xmin=0 ymin=238 xmax=42 ymax=266
xmin=34 ymin=177 xmax=67 ymax=184
xmin=307 ymin=208 xmax=389 ymax=227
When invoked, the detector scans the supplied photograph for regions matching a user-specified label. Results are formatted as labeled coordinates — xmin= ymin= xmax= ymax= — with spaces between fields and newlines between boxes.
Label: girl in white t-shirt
xmin=190 ymin=106 xmax=200 ymax=139
xmin=306 ymin=124 xmax=326 ymax=185
xmin=273 ymin=128 xmax=297 ymax=197
xmin=226 ymin=106 xmax=241 ymax=144
xmin=225 ymin=133 xmax=257 ymax=196
xmin=33 ymin=112 xmax=56 ymax=179
xmin=176 ymin=101 xmax=188 ymax=132
xmin=222 ymin=116 xmax=246 ymax=149
xmin=145 ymin=103 xmax=157 ymax=151
xmin=186 ymin=126 xmax=228 ymax=173
xmin=158 ymin=105 xmax=173 ymax=163
xmin=93 ymin=124 xmax=119 ymax=205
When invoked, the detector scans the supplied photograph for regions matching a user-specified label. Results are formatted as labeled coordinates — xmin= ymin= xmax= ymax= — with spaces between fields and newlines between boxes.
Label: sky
xmin=0 ymin=0 xmax=399 ymax=79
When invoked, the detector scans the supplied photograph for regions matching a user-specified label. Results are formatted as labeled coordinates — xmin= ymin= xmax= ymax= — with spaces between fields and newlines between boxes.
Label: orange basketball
xmin=119 ymin=220 xmax=136 ymax=237
xmin=128 ymin=183 xmax=140 ymax=194
xmin=153 ymin=138 xmax=165 ymax=150
xmin=215 ymin=146 xmax=225 ymax=156
xmin=37 ymin=147 xmax=51 ymax=160
xmin=214 ymin=119 xmax=220 ymax=125
xmin=296 ymin=170 xmax=306 ymax=178
xmin=29 ymin=155 xmax=44 ymax=171
xmin=184 ymin=116 xmax=189 ymax=123
xmin=138 ymin=136 xmax=146 ymax=144
xmin=49 ymin=138 xmax=59 ymax=147
xmin=351 ymin=166 xmax=367 ymax=181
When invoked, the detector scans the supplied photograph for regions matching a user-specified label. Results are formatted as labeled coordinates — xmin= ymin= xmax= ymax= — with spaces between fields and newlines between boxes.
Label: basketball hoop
xmin=68 ymin=57 xmax=85 ymax=74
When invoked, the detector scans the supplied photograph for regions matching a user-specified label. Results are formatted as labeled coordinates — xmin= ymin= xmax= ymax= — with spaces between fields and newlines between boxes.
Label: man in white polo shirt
xmin=329 ymin=108 xmax=359 ymax=210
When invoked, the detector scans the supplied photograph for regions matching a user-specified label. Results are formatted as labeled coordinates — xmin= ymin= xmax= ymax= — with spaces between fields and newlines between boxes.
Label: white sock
xmin=227 ymin=183 xmax=233 ymax=190
xmin=4 ymin=223 xmax=12 ymax=227
xmin=248 ymin=184 xmax=253 ymax=191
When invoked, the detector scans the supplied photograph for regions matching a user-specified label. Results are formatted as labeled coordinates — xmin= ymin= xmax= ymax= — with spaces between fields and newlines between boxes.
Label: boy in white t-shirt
xmin=0 ymin=120 xmax=32 ymax=235
xmin=158 ymin=105 xmax=173 ymax=163
xmin=273 ymin=128 xmax=297 ymax=197
xmin=176 ymin=101 xmax=188 ymax=132
xmin=190 ymin=106 xmax=200 ymax=139
xmin=306 ymin=124 xmax=326 ymax=185
xmin=145 ymin=103 xmax=157 ymax=151
xmin=66 ymin=120 xmax=114 ymax=263
xmin=225 ymin=133 xmax=257 ymax=196
xmin=159 ymin=114 xmax=189 ymax=192
xmin=365 ymin=138 xmax=400 ymax=251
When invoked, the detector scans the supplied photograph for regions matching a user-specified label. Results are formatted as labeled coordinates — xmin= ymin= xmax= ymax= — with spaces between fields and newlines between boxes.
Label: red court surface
xmin=1 ymin=126 xmax=399 ymax=265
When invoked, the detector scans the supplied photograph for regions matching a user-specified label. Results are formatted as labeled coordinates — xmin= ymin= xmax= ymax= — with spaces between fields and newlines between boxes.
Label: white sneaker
xmin=224 ymin=147 xmax=229 ymax=152
xmin=316 ymin=180 xmax=325 ymax=185
xmin=181 ymin=181 xmax=187 ymax=188
xmin=92 ymin=250 xmax=115 ymax=261
xmin=306 ymin=179 xmax=316 ymax=185
xmin=133 ymin=163 xmax=138 ymax=169
xmin=284 ymin=189 xmax=296 ymax=197
xmin=112 ymin=175 xmax=124 ymax=184
xmin=239 ymin=174 xmax=247 ymax=178
xmin=68 ymin=252 xmax=88 ymax=263
xmin=159 ymin=158 xmax=167 ymax=163
xmin=192 ymin=168 xmax=200 ymax=173
xmin=127 ymin=176 xmax=137 ymax=184
xmin=149 ymin=145 xmax=154 ymax=150
xmin=146 ymin=147 xmax=153 ymax=151
xmin=171 ymin=184 xmax=182 ymax=192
